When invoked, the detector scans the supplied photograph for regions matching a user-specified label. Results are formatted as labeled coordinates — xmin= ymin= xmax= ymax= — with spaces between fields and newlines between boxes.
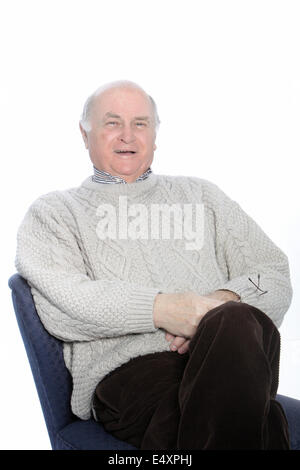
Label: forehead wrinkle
xmin=102 ymin=112 xmax=152 ymax=122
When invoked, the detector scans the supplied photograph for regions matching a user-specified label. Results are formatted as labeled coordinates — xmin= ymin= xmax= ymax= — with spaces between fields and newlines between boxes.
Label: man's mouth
xmin=114 ymin=150 xmax=137 ymax=156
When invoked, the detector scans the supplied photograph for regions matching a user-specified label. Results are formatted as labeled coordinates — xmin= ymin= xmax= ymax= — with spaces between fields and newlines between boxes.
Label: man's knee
xmin=203 ymin=300 xmax=274 ymax=330
xmin=201 ymin=300 xmax=253 ymax=326
xmin=197 ymin=301 xmax=278 ymax=352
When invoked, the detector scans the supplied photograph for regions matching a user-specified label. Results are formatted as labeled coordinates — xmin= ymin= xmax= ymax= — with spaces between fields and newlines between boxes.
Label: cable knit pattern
xmin=15 ymin=173 xmax=293 ymax=419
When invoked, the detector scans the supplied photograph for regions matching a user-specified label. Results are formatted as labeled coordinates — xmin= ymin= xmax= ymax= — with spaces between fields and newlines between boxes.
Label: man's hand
xmin=206 ymin=289 xmax=241 ymax=303
xmin=154 ymin=291 xmax=227 ymax=339
xmin=156 ymin=290 xmax=239 ymax=354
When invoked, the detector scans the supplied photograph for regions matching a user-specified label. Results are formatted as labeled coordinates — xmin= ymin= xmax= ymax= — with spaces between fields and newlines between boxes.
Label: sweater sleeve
xmin=15 ymin=195 xmax=160 ymax=342
xmin=201 ymin=180 xmax=293 ymax=328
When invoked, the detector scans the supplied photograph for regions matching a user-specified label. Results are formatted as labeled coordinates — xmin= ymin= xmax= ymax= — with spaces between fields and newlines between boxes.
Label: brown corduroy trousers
xmin=92 ymin=301 xmax=290 ymax=450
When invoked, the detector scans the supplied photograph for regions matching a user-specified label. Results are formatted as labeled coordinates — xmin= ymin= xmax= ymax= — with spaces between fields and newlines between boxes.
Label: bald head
xmin=80 ymin=80 xmax=160 ymax=134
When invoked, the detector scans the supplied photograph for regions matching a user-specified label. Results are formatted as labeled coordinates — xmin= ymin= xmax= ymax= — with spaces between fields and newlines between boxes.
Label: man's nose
xmin=118 ymin=125 xmax=136 ymax=143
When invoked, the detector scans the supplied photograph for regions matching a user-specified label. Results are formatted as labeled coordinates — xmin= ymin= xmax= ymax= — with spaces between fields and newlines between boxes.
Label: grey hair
xmin=80 ymin=80 xmax=160 ymax=133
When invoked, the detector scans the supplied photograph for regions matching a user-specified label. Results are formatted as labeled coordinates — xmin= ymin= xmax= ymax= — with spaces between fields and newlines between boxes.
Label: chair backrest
xmin=8 ymin=274 xmax=76 ymax=447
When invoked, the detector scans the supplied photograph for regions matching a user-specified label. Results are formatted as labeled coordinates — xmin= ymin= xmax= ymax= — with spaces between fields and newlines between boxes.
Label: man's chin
xmin=112 ymin=163 xmax=146 ymax=181
xmin=118 ymin=171 xmax=142 ymax=183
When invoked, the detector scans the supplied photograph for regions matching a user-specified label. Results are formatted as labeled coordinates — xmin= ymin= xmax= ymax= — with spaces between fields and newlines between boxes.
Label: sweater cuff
xmin=217 ymin=275 xmax=264 ymax=305
xmin=126 ymin=287 xmax=161 ymax=333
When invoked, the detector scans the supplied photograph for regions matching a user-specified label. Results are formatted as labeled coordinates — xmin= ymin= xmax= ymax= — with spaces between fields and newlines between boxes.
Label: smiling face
xmin=80 ymin=86 xmax=157 ymax=183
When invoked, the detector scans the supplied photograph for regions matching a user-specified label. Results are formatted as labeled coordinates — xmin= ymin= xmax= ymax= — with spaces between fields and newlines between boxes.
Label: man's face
xmin=80 ymin=87 xmax=157 ymax=183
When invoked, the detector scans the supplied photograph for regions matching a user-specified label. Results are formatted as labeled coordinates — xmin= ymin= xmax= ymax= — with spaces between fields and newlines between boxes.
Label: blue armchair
xmin=8 ymin=273 xmax=137 ymax=450
xmin=8 ymin=273 xmax=300 ymax=450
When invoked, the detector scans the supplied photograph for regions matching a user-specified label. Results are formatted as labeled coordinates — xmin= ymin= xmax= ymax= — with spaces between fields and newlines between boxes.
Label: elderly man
xmin=15 ymin=80 xmax=293 ymax=450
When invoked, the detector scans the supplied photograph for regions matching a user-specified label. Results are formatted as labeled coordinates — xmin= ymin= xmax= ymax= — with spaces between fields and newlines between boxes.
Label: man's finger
xmin=177 ymin=340 xmax=191 ymax=354
xmin=165 ymin=332 xmax=175 ymax=342
xmin=170 ymin=336 xmax=187 ymax=351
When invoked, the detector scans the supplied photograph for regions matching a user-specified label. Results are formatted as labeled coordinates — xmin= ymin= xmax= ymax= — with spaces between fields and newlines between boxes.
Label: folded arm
xmin=202 ymin=179 xmax=293 ymax=327
xmin=15 ymin=196 xmax=160 ymax=342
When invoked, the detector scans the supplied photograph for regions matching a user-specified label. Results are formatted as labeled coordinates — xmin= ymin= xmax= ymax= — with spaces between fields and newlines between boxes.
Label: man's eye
xmin=106 ymin=121 xmax=119 ymax=126
xmin=136 ymin=122 xmax=146 ymax=127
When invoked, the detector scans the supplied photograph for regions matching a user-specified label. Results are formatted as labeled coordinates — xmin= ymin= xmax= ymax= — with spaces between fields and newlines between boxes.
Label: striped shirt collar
xmin=92 ymin=165 xmax=153 ymax=184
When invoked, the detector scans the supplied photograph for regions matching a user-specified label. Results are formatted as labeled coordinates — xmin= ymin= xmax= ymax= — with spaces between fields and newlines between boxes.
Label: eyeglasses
xmin=248 ymin=274 xmax=268 ymax=296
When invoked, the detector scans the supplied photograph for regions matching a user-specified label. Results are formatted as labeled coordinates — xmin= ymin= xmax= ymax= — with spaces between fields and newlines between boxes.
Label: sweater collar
xmin=80 ymin=171 xmax=159 ymax=197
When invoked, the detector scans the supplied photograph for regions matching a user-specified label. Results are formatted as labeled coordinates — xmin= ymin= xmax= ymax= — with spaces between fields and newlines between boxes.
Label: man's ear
xmin=79 ymin=122 xmax=89 ymax=149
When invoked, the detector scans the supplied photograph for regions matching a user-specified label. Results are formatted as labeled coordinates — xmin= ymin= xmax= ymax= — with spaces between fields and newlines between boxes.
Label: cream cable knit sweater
xmin=15 ymin=173 xmax=293 ymax=419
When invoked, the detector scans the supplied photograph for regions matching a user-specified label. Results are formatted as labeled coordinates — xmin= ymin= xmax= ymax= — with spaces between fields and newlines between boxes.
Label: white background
xmin=1 ymin=0 xmax=299 ymax=450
